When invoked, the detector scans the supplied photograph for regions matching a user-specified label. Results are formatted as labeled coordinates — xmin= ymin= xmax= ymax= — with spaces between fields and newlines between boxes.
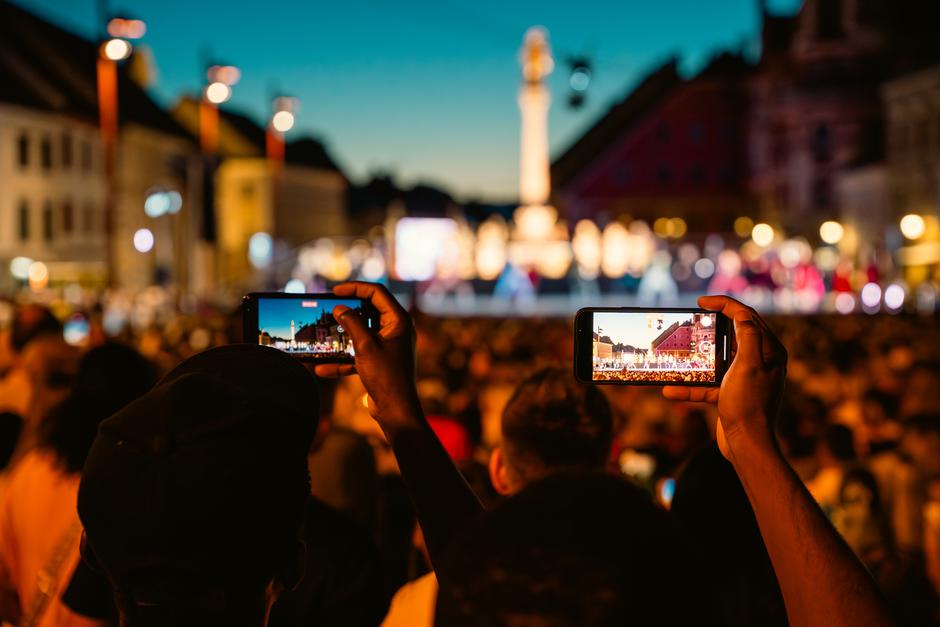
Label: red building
xmin=651 ymin=321 xmax=692 ymax=356
xmin=551 ymin=54 xmax=753 ymax=234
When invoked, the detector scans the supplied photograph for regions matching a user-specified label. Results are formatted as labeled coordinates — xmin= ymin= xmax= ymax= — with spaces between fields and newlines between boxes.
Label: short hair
xmin=500 ymin=367 xmax=612 ymax=480
xmin=822 ymin=423 xmax=856 ymax=462
xmin=436 ymin=472 xmax=715 ymax=626
xmin=11 ymin=304 xmax=62 ymax=352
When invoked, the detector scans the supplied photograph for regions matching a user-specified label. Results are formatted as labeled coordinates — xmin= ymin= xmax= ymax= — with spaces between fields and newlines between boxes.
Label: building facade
xmin=0 ymin=0 xmax=198 ymax=291
xmin=552 ymin=55 xmax=753 ymax=235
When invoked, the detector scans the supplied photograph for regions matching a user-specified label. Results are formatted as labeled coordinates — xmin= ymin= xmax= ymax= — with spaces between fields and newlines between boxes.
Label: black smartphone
xmin=574 ymin=307 xmax=731 ymax=386
xmin=242 ymin=292 xmax=379 ymax=363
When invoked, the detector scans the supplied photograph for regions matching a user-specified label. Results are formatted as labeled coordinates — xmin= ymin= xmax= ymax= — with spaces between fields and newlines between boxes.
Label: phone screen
xmin=252 ymin=295 xmax=371 ymax=361
xmin=63 ymin=313 xmax=90 ymax=346
xmin=590 ymin=310 xmax=719 ymax=384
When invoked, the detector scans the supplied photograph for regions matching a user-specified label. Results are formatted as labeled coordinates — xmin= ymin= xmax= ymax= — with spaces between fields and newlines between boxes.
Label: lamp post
xmin=199 ymin=64 xmax=240 ymax=154
xmin=266 ymin=96 xmax=299 ymax=169
xmin=96 ymin=3 xmax=145 ymax=286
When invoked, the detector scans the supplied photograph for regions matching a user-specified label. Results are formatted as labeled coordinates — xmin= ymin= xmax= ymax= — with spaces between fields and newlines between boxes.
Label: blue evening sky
xmin=594 ymin=311 xmax=713 ymax=348
xmin=258 ymin=297 xmax=360 ymax=339
xmin=15 ymin=0 xmax=801 ymax=200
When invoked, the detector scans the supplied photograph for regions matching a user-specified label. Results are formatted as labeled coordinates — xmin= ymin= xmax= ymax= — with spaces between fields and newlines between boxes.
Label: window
xmin=82 ymin=140 xmax=93 ymax=172
xmin=41 ymin=136 xmax=52 ymax=170
xmin=42 ymin=201 xmax=53 ymax=242
xmin=62 ymin=200 xmax=74 ymax=234
xmin=688 ymin=164 xmax=706 ymax=185
xmin=84 ymin=203 xmax=95 ymax=233
xmin=18 ymin=200 xmax=29 ymax=241
xmin=61 ymin=133 xmax=72 ymax=168
xmin=17 ymin=132 xmax=29 ymax=168
xmin=688 ymin=123 xmax=705 ymax=144
xmin=817 ymin=0 xmax=843 ymax=40
xmin=812 ymin=123 xmax=833 ymax=163
xmin=813 ymin=178 xmax=832 ymax=209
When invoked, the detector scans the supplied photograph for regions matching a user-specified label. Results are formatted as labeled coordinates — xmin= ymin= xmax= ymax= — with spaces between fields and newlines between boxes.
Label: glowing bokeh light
xmin=133 ymin=228 xmax=154 ymax=253
xmin=834 ymin=292 xmax=856 ymax=314
xmin=272 ymin=110 xmax=295 ymax=133
xmin=102 ymin=38 xmax=132 ymax=60
xmin=899 ymin=214 xmax=926 ymax=240
xmin=205 ymin=82 xmax=232 ymax=104
xmin=693 ymin=258 xmax=715 ymax=279
xmin=860 ymin=282 xmax=882 ymax=309
xmin=751 ymin=223 xmax=775 ymax=247
xmin=819 ymin=221 xmax=844 ymax=245
xmin=27 ymin=261 xmax=49 ymax=291
xmin=248 ymin=232 xmax=273 ymax=268
xmin=10 ymin=256 xmax=33 ymax=280
xmin=883 ymin=284 xmax=905 ymax=310
xmin=284 ymin=279 xmax=305 ymax=294
xmin=734 ymin=216 xmax=754 ymax=238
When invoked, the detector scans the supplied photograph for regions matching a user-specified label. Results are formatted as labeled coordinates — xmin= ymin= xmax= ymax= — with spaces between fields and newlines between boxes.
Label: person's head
xmin=436 ymin=472 xmax=713 ymax=626
xmin=78 ymin=345 xmax=319 ymax=627
xmin=489 ymin=367 xmax=612 ymax=495
xmin=39 ymin=342 xmax=158 ymax=474
xmin=817 ymin=423 xmax=856 ymax=466
xmin=11 ymin=304 xmax=62 ymax=353
xmin=900 ymin=413 xmax=940 ymax=479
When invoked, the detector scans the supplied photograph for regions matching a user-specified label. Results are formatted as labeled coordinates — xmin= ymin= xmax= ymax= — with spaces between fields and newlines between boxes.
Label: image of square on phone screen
xmin=592 ymin=311 xmax=717 ymax=384
xmin=256 ymin=297 xmax=363 ymax=360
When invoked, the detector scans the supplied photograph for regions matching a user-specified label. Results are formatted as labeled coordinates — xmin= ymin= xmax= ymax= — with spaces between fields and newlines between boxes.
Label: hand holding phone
xmin=313 ymin=282 xmax=422 ymax=436
xmin=662 ymin=295 xmax=787 ymax=461
xmin=574 ymin=307 xmax=731 ymax=386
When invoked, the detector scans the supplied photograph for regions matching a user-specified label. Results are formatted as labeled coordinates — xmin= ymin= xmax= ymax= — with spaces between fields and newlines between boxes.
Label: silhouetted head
xmin=490 ymin=367 xmax=612 ymax=495
xmin=39 ymin=342 xmax=158 ymax=474
xmin=78 ymin=345 xmax=319 ymax=627
xmin=436 ymin=472 xmax=714 ymax=626
xmin=11 ymin=304 xmax=62 ymax=353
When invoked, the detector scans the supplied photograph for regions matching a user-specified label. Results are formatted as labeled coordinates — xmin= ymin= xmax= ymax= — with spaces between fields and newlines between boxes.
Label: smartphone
xmin=574 ymin=307 xmax=731 ymax=386
xmin=242 ymin=292 xmax=379 ymax=363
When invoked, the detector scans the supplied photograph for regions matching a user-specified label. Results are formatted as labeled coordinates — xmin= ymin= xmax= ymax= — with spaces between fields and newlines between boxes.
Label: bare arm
xmin=665 ymin=296 xmax=892 ymax=627
xmin=315 ymin=282 xmax=484 ymax=573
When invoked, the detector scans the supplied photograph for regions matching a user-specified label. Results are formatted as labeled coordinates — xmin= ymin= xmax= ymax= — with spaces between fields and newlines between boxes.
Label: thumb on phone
xmin=334 ymin=305 xmax=374 ymax=354
xmin=733 ymin=311 xmax=763 ymax=367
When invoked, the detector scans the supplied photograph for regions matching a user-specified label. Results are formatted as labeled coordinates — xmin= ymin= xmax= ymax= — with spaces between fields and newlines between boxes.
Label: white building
xmin=0 ymin=1 xmax=199 ymax=292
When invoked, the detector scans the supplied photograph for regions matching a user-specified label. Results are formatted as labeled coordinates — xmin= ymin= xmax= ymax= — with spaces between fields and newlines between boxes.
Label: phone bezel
xmin=242 ymin=292 xmax=379 ymax=363
xmin=573 ymin=306 xmax=731 ymax=387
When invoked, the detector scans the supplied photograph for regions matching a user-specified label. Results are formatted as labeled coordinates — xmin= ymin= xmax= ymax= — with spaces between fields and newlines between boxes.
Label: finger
xmin=663 ymin=386 xmax=719 ymax=404
xmin=698 ymin=295 xmax=757 ymax=320
xmin=333 ymin=306 xmax=375 ymax=353
xmin=333 ymin=282 xmax=406 ymax=317
xmin=313 ymin=363 xmax=357 ymax=378
xmin=732 ymin=311 xmax=764 ymax=366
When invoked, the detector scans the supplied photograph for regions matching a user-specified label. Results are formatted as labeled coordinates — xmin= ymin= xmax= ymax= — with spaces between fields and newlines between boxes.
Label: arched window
xmin=42 ymin=201 xmax=53 ymax=242
xmin=63 ymin=200 xmax=74 ymax=234
xmin=17 ymin=132 xmax=29 ymax=168
xmin=18 ymin=200 xmax=29 ymax=241
xmin=812 ymin=123 xmax=832 ymax=163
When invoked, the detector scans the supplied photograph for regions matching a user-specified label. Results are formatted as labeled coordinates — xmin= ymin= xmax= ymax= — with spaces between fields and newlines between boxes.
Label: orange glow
xmin=199 ymin=100 xmax=219 ymax=153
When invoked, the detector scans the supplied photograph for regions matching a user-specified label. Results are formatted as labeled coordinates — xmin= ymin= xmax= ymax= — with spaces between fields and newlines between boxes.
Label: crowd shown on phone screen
xmin=0 ymin=285 xmax=939 ymax=627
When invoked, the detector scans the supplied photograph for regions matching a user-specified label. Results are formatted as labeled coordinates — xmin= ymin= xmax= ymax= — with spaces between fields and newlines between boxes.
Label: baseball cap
xmin=78 ymin=344 xmax=319 ymax=614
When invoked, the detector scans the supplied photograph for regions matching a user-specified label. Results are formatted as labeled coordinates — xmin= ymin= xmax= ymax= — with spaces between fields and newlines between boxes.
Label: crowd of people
xmin=0 ymin=284 xmax=938 ymax=626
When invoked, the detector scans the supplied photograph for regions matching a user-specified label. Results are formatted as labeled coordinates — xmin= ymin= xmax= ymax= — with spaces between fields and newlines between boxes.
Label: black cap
xmin=78 ymin=345 xmax=318 ymax=610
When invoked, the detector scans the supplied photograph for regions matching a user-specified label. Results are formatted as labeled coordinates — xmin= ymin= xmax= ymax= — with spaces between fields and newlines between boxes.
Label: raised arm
xmin=663 ymin=295 xmax=893 ymax=627
xmin=314 ymin=282 xmax=483 ymax=573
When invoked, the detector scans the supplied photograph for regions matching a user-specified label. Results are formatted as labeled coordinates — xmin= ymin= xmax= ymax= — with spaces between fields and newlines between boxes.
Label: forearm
xmin=729 ymin=438 xmax=893 ymax=627
xmin=382 ymin=402 xmax=484 ymax=574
